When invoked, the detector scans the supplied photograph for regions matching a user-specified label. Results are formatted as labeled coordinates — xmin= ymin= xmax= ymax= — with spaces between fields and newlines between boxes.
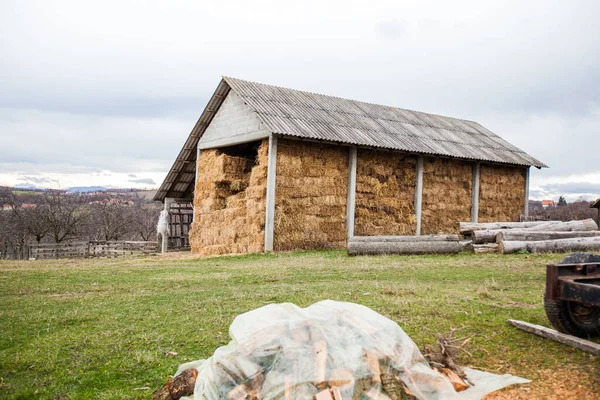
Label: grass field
xmin=1 ymin=251 xmax=598 ymax=399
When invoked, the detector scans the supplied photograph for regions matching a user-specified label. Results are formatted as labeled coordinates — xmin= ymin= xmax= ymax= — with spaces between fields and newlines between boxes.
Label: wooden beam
xmin=471 ymin=162 xmax=480 ymax=223
xmin=264 ymin=135 xmax=278 ymax=252
xmin=414 ymin=155 xmax=424 ymax=235
xmin=523 ymin=167 xmax=530 ymax=217
xmin=508 ymin=319 xmax=600 ymax=356
xmin=346 ymin=146 xmax=357 ymax=238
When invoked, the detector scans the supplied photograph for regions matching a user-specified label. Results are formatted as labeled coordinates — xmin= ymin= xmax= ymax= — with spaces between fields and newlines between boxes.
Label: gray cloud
xmin=128 ymin=178 xmax=156 ymax=185
xmin=0 ymin=0 xmax=599 ymax=189
xmin=20 ymin=175 xmax=59 ymax=185
xmin=128 ymin=174 xmax=137 ymax=178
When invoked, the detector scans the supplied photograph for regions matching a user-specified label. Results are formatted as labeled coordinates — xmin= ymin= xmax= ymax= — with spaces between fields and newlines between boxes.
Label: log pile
xmin=153 ymin=315 xmax=470 ymax=400
xmin=459 ymin=218 xmax=600 ymax=254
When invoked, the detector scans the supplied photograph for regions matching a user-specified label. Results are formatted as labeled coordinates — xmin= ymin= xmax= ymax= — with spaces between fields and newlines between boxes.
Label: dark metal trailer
xmin=544 ymin=253 xmax=600 ymax=338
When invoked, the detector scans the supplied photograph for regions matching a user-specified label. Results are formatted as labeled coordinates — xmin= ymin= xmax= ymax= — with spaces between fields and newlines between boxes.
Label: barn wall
xmin=479 ymin=165 xmax=526 ymax=222
xmin=355 ymin=149 xmax=417 ymax=236
xmin=189 ymin=140 xmax=268 ymax=256
xmin=198 ymin=90 xmax=270 ymax=150
xmin=421 ymin=158 xmax=473 ymax=234
xmin=274 ymin=139 xmax=348 ymax=251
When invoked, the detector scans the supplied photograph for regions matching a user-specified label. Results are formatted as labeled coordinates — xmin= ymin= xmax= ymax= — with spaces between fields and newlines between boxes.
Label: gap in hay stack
xmin=189 ymin=140 xmax=268 ymax=256
xmin=421 ymin=158 xmax=472 ymax=235
xmin=274 ymin=139 xmax=348 ymax=252
xmin=355 ymin=149 xmax=417 ymax=236
xmin=478 ymin=164 xmax=525 ymax=223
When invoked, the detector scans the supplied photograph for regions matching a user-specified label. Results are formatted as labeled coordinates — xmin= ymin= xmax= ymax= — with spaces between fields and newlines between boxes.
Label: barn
xmin=154 ymin=77 xmax=546 ymax=256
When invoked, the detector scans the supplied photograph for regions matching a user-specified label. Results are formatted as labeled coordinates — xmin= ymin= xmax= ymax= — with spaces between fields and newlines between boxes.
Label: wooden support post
xmin=161 ymin=198 xmax=173 ymax=253
xmin=508 ymin=319 xmax=600 ymax=356
xmin=414 ymin=155 xmax=424 ymax=236
xmin=264 ymin=135 xmax=278 ymax=252
xmin=523 ymin=167 xmax=530 ymax=217
xmin=346 ymin=146 xmax=357 ymax=238
xmin=471 ymin=162 xmax=480 ymax=223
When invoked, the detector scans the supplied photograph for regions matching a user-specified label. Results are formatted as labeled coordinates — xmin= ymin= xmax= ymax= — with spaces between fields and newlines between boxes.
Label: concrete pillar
xmin=415 ymin=155 xmax=424 ymax=235
xmin=523 ymin=167 xmax=530 ymax=217
xmin=471 ymin=162 xmax=480 ymax=222
xmin=264 ymin=135 xmax=278 ymax=252
xmin=346 ymin=146 xmax=357 ymax=238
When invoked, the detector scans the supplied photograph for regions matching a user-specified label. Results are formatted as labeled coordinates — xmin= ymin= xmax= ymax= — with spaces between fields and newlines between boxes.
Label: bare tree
xmin=134 ymin=203 xmax=162 ymax=241
xmin=41 ymin=190 xmax=89 ymax=243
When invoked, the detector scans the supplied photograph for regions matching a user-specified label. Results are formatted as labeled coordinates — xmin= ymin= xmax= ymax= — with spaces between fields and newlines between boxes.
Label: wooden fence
xmin=29 ymin=241 xmax=159 ymax=260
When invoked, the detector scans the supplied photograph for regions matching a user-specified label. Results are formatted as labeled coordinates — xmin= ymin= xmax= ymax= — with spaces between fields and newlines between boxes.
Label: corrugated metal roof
xmin=224 ymin=76 xmax=546 ymax=169
xmin=155 ymin=77 xmax=546 ymax=202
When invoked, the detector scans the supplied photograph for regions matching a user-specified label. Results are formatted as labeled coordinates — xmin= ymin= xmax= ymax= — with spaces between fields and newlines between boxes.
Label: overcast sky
xmin=1 ymin=0 xmax=599 ymax=200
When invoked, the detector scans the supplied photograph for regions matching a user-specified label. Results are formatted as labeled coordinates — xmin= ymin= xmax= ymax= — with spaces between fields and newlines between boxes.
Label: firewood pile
xmin=153 ymin=301 xmax=529 ymax=400
xmin=460 ymin=219 xmax=600 ymax=254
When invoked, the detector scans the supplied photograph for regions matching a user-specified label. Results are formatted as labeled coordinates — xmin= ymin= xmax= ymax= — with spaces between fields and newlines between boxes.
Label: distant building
xmin=541 ymin=200 xmax=557 ymax=208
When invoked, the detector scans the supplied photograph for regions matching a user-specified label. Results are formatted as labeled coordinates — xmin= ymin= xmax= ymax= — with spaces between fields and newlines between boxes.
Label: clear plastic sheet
xmin=175 ymin=300 xmax=528 ymax=399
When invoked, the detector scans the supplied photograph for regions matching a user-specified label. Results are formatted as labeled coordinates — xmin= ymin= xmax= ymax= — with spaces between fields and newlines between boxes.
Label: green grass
xmin=0 ymin=251 xmax=598 ymax=399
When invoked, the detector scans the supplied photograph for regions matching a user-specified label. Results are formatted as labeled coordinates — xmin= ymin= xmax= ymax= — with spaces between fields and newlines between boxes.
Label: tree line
xmin=0 ymin=188 xmax=162 ymax=259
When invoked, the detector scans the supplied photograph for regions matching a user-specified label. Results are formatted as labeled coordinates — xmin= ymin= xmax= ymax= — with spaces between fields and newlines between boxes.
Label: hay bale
xmin=273 ymin=140 xmax=349 ymax=251
xmin=189 ymin=140 xmax=268 ymax=257
xmin=478 ymin=165 xmax=526 ymax=223
xmin=355 ymin=149 xmax=417 ymax=236
xmin=421 ymin=158 xmax=472 ymax=234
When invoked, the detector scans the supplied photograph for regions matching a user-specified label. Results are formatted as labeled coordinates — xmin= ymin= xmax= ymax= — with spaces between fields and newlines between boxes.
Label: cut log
xmin=314 ymin=340 xmax=328 ymax=389
xmin=348 ymin=241 xmax=468 ymax=256
xmin=458 ymin=220 xmax=559 ymax=234
xmin=508 ymin=319 xmax=600 ymax=356
xmin=497 ymin=230 xmax=600 ymax=243
xmin=440 ymin=368 xmax=468 ymax=392
xmin=152 ymin=368 xmax=198 ymax=400
xmin=350 ymin=235 xmax=460 ymax=243
xmin=472 ymin=243 xmax=499 ymax=253
xmin=314 ymin=389 xmax=334 ymax=400
xmin=522 ymin=218 xmax=598 ymax=232
xmin=471 ymin=230 xmax=503 ymax=244
xmin=500 ymin=236 xmax=600 ymax=254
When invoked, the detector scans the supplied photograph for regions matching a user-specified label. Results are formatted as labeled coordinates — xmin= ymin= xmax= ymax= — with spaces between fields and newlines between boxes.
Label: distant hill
xmin=67 ymin=186 xmax=108 ymax=193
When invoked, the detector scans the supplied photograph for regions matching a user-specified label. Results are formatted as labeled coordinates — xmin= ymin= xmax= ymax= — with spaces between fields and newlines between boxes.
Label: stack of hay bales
xmin=421 ymin=158 xmax=472 ymax=234
xmin=478 ymin=165 xmax=525 ymax=223
xmin=274 ymin=140 xmax=348 ymax=251
xmin=189 ymin=141 xmax=268 ymax=256
xmin=355 ymin=149 xmax=417 ymax=236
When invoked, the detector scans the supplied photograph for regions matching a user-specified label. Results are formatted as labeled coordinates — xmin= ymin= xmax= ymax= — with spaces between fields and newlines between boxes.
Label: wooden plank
xmin=264 ymin=135 xmax=278 ymax=252
xmin=415 ymin=155 xmax=424 ymax=236
xmin=508 ymin=319 xmax=600 ymax=355
xmin=346 ymin=146 xmax=357 ymax=238
xmin=497 ymin=230 xmax=600 ymax=243
xmin=472 ymin=243 xmax=499 ymax=253
xmin=471 ymin=162 xmax=480 ymax=223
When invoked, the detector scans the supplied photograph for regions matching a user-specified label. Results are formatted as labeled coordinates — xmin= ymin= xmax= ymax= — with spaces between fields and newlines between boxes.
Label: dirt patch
xmin=484 ymin=365 xmax=600 ymax=399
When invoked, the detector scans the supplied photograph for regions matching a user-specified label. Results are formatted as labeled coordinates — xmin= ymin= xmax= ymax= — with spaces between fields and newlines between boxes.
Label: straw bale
xmin=355 ymin=149 xmax=417 ymax=236
xmin=421 ymin=158 xmax=472 ymax=234
xmin=189 ymin=140 xmax=268 ymax=256
xmin=274 ymin=139 xmax=349 ymax=251
xmin=478 ymin=165 xmax=526 ymax=223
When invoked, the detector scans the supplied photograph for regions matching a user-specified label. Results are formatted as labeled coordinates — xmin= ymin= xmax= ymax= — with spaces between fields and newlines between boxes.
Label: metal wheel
xmin=544 ymin=252 xmax=600 ymax=338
